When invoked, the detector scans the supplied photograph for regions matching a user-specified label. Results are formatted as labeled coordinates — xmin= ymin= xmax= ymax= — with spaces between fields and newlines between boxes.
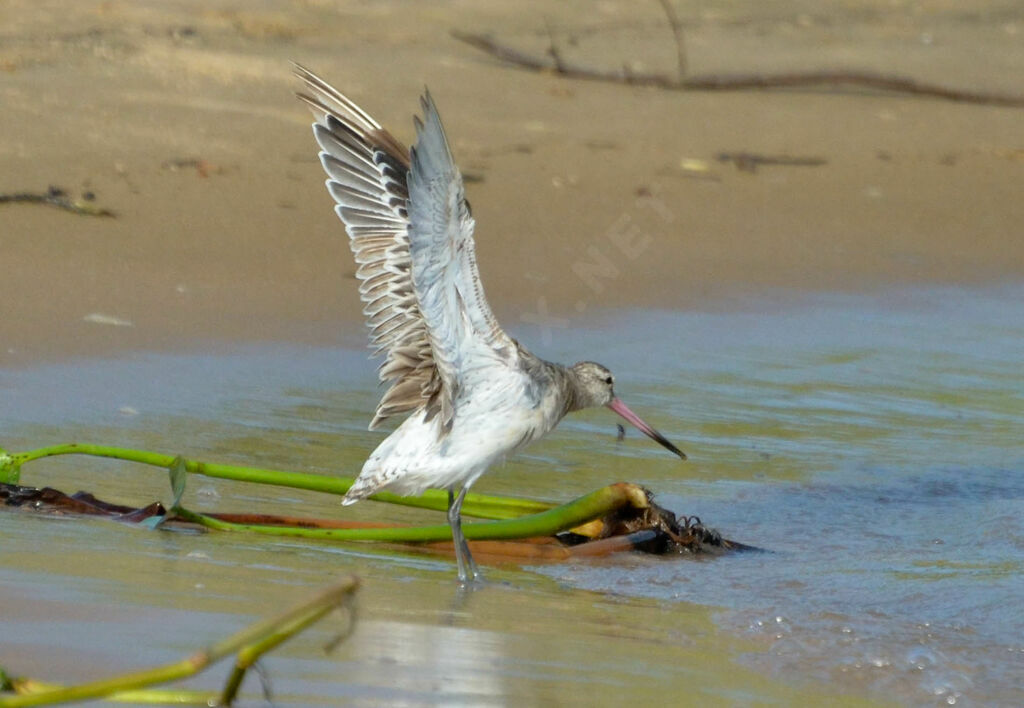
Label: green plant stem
xmin=8 ymin=443 xmax=552 ymax=519
xmin=2 ymin=681 xmax=213 ymax=706
xmin=172 ymin=482 xmax=648 ymax=542
xmin=0 ymin=447 xmax=16 ymax=484
xmin=219 ymin=580 xmax=354 ymax=704
xmin=0 ymin=578 xmax=358 ymax=708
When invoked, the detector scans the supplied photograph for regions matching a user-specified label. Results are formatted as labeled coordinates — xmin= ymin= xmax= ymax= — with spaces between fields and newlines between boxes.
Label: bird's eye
xmin=604 ymin=376 xmax=613 ymax=385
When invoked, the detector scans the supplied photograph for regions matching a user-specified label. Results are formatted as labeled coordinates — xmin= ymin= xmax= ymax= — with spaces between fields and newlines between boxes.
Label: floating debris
xmin=1 ymin=442 xmax=758 ymax=568
xmin=670 ymin=157 xmax=720 ymax=181
xmin=0 ymin=185 xmax=115 ymax=217
xmin=82 ymin=313 xmax=133 ymax=327
xmin=717 ymin=152 xmax=828 ymax=173
xmin=0 ymin=479 xmax=757 ymax=562
xmin=161 ymin=158 xmax=226 ymax=177
xmin=680 ymin=157 xmax=712 ymax=173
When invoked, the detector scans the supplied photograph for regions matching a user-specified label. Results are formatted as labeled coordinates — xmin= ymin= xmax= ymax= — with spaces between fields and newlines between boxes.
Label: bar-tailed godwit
xmin=295 ymin=66 xmax=686 ymax=582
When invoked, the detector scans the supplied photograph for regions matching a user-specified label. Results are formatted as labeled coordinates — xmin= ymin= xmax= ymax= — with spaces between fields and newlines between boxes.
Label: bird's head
xmin=569 ymin=361 xmax=687 ymax=460
xmin=569 ymin=361 xmax=617 ymax=408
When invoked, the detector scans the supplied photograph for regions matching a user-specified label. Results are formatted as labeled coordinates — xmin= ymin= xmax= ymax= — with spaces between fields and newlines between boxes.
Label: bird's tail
xmin=341 ymin=488 xmax=368 ymax=506
xmin=342 ymin=473 xmax=385 ymax=505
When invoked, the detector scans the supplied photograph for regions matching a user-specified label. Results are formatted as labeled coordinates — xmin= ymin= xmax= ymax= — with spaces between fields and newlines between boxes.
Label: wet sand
xmin=3 ymin=0 xmax=1023 ymax=366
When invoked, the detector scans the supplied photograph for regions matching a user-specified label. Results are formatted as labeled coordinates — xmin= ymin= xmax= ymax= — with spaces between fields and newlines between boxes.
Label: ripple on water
xmin=533 ymin=286 xmax=1024 ymax=707
xmin=3 ymin=285 xmax=1023 ymax=706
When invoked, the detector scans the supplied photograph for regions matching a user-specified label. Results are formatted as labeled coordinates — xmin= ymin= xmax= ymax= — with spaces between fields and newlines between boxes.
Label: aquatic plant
xmin=3 ymin=442 xmax=740 ymax=555
xmin=0 ymin=577 xmax=358 ymax=706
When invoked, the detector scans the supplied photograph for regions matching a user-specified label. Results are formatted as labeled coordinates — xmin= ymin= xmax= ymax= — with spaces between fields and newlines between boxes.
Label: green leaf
xmin=168 ymin=455 xmax=187 ymax=509
xmin=141 ymin=456 xmax=187 ymax=530
xmin=0 ymin=448 xmax=19 ymax=484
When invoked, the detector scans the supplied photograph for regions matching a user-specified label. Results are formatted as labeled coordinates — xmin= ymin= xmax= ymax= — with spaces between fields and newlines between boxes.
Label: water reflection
xmin=343 ymin=620 xmax=506 ymax=704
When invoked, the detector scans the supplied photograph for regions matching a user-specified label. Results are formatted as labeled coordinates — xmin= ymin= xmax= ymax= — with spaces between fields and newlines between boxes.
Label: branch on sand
xmin=449 ymin=27 xmax=1024 ymax=108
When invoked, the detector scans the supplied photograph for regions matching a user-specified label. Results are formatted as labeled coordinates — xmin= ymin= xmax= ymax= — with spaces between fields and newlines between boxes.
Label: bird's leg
xmin=447 ymin=486 xmax=481 ymax=583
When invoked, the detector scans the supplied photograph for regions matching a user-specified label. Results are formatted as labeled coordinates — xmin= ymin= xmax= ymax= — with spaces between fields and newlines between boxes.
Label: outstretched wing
xmin=294 ymin=65 xmax=514 ymax=433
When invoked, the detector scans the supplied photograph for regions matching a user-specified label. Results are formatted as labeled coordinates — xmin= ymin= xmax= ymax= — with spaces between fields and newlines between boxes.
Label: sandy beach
xmin=3 ymin=0 xmax=1023 ymax=366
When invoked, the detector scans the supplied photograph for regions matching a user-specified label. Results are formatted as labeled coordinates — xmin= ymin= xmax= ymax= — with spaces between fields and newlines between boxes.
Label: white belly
xmin=350 ymin=370 xmax=561 ymax=499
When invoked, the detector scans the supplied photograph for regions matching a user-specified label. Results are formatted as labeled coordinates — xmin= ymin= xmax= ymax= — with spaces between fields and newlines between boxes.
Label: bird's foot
xmin=456 ymin=563 xmax=484 ymax=587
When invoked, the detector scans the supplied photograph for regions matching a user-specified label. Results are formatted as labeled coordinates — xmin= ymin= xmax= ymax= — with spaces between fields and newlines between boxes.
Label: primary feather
xmin=294 ymin=64 xmax=514 ymax=435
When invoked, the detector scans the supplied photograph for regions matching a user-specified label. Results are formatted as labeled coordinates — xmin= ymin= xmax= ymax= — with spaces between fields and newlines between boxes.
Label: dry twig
xmin=450 ymin=30 xmax=1024 ymax=107
xmin=656 ymin=0 xmax=687 ymax=82
xmin=0 ymin=186 xmax=115 ymax=217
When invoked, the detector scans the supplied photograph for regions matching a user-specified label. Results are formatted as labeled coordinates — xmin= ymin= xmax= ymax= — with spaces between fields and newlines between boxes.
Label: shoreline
xmin=5 ymin=279 xmax=1021 ymax=372
xmin=3 ymin=0 xmax=1023 ymax=367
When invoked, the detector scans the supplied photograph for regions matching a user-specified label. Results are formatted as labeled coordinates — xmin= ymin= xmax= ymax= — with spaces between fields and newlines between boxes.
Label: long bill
xmin=606 ymin=398 xmax=687 ymax=459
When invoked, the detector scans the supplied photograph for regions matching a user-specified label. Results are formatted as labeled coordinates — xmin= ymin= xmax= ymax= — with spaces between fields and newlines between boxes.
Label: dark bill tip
xmin=607 ymin=397 xmax=687 ymax=460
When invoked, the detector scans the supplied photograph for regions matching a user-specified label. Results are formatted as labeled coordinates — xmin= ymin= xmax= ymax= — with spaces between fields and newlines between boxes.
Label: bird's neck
xmin=557 ymin=364 xmax=587 ymax=415
xmin=516 ymin=346 xmax=582 ymax=419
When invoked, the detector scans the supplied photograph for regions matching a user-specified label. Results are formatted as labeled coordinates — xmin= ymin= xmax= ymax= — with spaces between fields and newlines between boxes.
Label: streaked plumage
xmin=295 ymin=65 xmax=685 ymax=582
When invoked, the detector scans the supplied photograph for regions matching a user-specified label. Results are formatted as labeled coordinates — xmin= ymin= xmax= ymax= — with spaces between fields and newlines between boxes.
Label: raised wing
xmin=294 ymin=65 xmax=513 ymax=433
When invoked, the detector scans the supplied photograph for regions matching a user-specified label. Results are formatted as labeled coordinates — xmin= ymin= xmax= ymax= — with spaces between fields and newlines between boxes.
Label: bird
xmin=294 ymin=65 xmax=686 ymax=582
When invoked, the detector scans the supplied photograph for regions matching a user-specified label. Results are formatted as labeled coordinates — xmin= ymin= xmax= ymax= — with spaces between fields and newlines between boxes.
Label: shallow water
xmin=2 ymin=285 xmax=1022 ymax=706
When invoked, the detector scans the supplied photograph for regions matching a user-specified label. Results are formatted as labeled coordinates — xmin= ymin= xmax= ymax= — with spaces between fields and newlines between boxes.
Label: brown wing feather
xmin=294 ymin=64 xmax=443 ymax=429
